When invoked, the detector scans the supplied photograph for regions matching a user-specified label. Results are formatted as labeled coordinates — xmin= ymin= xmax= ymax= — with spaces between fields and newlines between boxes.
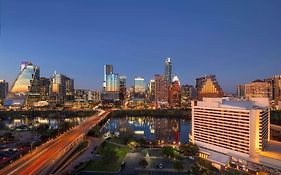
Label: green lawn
xmin=83 ymin=141 xmax=128 ymax=172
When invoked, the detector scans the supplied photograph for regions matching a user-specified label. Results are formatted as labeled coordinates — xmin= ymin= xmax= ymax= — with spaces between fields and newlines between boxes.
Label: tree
xmin=139 ymin=159 xmax=148 ymax=168
xmin=161 ymin=146 xmax=176 ymax=158
xmin=179 ymin=143 xmax=199 ymax=156
xmin=173 ymin=161 xmax=184 ymax=172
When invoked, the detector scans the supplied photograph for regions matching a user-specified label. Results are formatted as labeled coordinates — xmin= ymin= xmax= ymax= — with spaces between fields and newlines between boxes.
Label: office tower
xmin=134 ymin=77 xmax=145 ymax=93
xmin=272 ymin=75 xmax=281 ymax=105
xmin=154 ymin=75 xmax=168 ymax=102
xmin=148 ymin=79 xmax=156 ymax=102
xmin=4 ymin=62 xmax=40 ymax=107
xmin=168 ymin=76 xmax=181 ymax=108
xmin=119 ymin=76 xmax=127 ymax=101
xmin=180 ymin=84 xmax=196 ymax=108
xmin=103 ymin=64 xmax=113 ymax=91
xmin=237 ymin=84 xmax=246 ymax=99
xmin=191 ymin=98 xmax=270 ymax=170
xmin=50 ymin=72 xmax=74 ymax=104
xmin=164 ymin=58 xmax=172 ymax=86
xmin=196 ymin=75 xmax=224 ymax=100
xmin=243 ymin=80 xmax=272 ymax=100
xmin=0 ymin=80 xmax=8 ymax=104
xmin=39 ymin=77 xmax=50 ymax=101
xmin=105 ymin=73 xmax=119 ymax=92
xmin=65 ymin=77 xmax=74 ymax=101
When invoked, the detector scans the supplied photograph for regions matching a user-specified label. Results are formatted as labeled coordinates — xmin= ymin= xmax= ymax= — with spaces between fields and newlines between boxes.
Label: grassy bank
xmin=83 ymin=141 xmax=128 ymax=172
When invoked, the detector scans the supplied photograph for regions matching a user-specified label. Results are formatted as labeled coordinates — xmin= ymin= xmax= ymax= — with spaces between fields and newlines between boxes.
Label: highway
xmin=0 ymin=110 xmax=110 ymax=175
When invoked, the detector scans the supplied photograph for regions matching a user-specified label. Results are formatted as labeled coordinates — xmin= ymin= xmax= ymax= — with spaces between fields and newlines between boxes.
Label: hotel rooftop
xmin=196 ymin=97 xmax=269 ymax=110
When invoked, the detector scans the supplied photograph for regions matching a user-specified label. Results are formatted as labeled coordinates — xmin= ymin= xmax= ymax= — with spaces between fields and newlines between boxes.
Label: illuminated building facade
xmin=191 ymin=98 xmax=270 ymax=170
xmin=103 ymin=64 xmax=113 ymax=91
xmin=0 ymin=80 xmax=8 ymax=104
xmin=168 ymin=76 xmax=181 ymax=108
xmin=4 ymin=62 xmax=40 ymax=107
xmin=272 ymin=75 xmax=281 ymax=105
xmin=134 ymin=77 xmax=145 ymax=93
xmin=164 ymin=58 xmax=172 ymax=86
xmin=196 ymin=75 xmax=224 ymax=100
xmin=154 ymin=75 xmax=168 ymax=102
xmin=50 ymin=72 xmax=74 ymax=104
xmin=148 ymin=79 xmax=156 ymax=102
xmin=119 ymin=76 xmax=127 ymax=101
xmin=105 ymin=73 xmax=119 ymax=92
xmin=243 ymin=80 xmax=272 ymax=100
xmin=39 ymin=77 xmax=50 ymax=101
xmin=181 ymin=84 xmax=196 ymax=108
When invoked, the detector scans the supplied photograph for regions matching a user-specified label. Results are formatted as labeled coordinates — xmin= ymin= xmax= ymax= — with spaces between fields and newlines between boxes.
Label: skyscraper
xmin=148 ymin=79 xmax=156 ymax=102
xmin=0 ymin=80 xmax=8 ymax=104
xmin=196 ymin=75 xmax=224 ymax=100
xmin=164 ymin=58 xmax=172 ymax=86
xmin=39 ymin=77 xmax=50 ymax=101
xmin=103 ymin=64 xmax=113 ymax=91
xmin=50 ymin=72 xmax=74 ymax=104
xmin=4 ymin=62 xmax=40 ymax=107
xmin=168 ymin=76 xmax=181 ymax=108
xmin=134 ymin=77 xmax=145 ymax=93
xmin=105 ymin=73 xmax=119 ymax=92
xmin=119 ymin=76 xmax=127 ymax=101
xmin=155 ymin=74 xmax=168 ymax=102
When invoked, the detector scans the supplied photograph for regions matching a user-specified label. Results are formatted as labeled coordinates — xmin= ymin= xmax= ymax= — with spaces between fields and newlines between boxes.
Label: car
xmin=158 ymin=163 xmax=163 ymax=169
xmin=189 ymin=156 xmax=195 ymax=160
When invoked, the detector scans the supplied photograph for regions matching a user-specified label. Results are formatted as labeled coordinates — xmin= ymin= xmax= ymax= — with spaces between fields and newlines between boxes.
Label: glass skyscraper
xmin=4 ymin=62 xmax=40 ymax=107
xmin=134 ymin=77 xmax=145 ymax=93
xmin=164 ymin=58 xmax=172 ymax=86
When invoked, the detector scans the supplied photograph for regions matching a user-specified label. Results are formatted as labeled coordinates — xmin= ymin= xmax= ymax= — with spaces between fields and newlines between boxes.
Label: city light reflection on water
xmin=0 ymin=116 xmax=90 ymax=130
xmin=102 ymin=116 xmax=191 ymax=144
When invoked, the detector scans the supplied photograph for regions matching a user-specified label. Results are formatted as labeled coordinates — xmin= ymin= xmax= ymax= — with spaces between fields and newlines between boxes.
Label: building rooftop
xmin=195 ymin=98 xmax=269 ymax=110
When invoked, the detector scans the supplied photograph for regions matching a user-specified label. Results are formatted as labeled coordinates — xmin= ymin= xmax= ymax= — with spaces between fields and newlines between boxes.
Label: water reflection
xmin=0 ymin=116 xmax=90 ymax=130
xmin=102 ymin=116 xmax=191 ymax=144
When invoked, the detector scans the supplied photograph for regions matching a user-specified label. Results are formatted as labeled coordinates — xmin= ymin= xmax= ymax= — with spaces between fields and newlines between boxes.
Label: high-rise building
xmin=105 ymin=73 xmax=119 ymax=92
xmin=0 ymin=80 xmax=8 ymax=104
xmin=134 ymin=77 xmax=145 ymax=93
xmin=242 ymin=80 xmax=272 ymax=100
xmin=103 ymin=64 xmax=113 ymax=91
xmin=191 ymin=98 xmax=270 ymax=170
xmin=50 ymin=72 xmax=74 ymax=104
xmin=39 ymin=77 xmax=50 ymax=101
xmin=168 ymin=76 xmax=181 ymax=108
xmin=237 ymin=84 xmax=246 ymax=99
xmin=65 ymin=77 xmax=74 ymax=101
xmin=180 ymin=84 xmax=196 ymax=108
xmin=164 ymin=58 xmax=172 ymax=86
xmin=4 ymin=62 xmax=41 ymax=107
xmin=148 ymin=79 xmax=156 ymax=102
xmin=272 ymin=75 xmax=281 ymax=105
xmin=119 ymin=76 xmax=127 ymax=101
xmin=155 ymin=75 xmax=168 ymax=102
xmin=196 ymin=75 xmax=224 ymax=100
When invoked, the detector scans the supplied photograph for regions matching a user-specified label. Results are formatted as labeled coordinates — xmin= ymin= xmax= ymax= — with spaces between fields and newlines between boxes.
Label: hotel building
xmin=190 ymin=98 xmax=277 ymax=170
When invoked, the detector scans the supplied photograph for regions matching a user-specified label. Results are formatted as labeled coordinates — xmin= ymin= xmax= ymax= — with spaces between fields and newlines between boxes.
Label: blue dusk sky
xmin=0 ymin=0 xmax=280 ymax=93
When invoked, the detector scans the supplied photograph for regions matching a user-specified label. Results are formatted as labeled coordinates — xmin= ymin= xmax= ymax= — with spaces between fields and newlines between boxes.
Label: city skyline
xmin=1 ymin=1 xmax=281 ymax=93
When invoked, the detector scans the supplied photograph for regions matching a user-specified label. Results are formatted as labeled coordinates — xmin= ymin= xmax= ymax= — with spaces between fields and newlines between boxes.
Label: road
xmin=0 ymin=110 xmax=110 ymax=175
